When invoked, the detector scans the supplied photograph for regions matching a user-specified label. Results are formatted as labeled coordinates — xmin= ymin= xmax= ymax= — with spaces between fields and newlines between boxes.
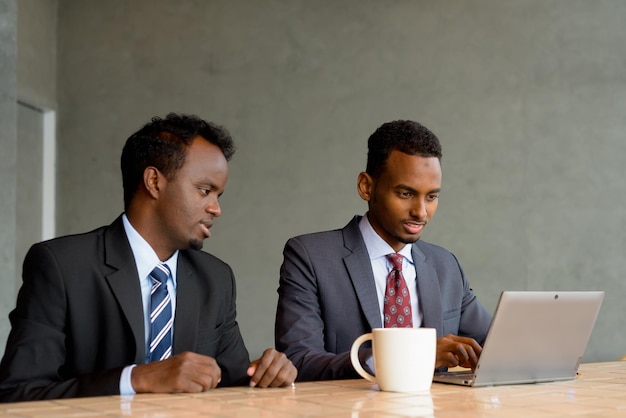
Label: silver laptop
xmin=433 ymin=290 xmax=604 ymax=387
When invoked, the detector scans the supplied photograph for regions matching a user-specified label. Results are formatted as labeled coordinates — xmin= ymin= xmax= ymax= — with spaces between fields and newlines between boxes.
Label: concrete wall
xmin=15 ymin=0 xmax=57 ymax=282
xmin=6 ymin=0 xmax=626 ymax=362
xmin=0 ymin=0 xmax=17 ymax=347
xmin=17 ymin=0 xmax=57 ymax=109
xmin=0 ymin=0 xmax=57 ymax=352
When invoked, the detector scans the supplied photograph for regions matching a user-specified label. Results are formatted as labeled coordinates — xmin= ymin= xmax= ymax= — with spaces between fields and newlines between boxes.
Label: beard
xmin=398 ymin=234 xmax=420 ymax=244
xmin=189 ymin=238 xmax=204 ymax=251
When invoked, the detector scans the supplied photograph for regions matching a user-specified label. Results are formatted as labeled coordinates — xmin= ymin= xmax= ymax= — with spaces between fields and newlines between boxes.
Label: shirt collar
xmin=358 ymin=214 xmax=414 ymax=264
xmin=122 ymin=214 xmax=178 ymax=287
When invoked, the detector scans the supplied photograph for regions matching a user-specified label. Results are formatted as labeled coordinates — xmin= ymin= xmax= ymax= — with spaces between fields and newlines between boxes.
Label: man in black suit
xmin=0 ymin=113 xmax=296 ymax=402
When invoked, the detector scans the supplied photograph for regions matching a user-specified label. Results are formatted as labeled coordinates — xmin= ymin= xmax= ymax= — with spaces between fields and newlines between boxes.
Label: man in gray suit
xmin=0 ymin=113 xmax=296 ymax=402
xmin=275 ymin=120 xmax=492 ymax=381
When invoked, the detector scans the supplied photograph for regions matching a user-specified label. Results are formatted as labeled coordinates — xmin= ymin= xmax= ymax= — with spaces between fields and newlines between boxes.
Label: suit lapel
xmin=412 ymin=244 xmax=443 ymax=336
xmin=103 ymin=216 xmax=146 ymax=363
xmin=343 ymin=216 xmax=383 ymax=329
xmin=172 ymin=254 xmax=199 ymax=353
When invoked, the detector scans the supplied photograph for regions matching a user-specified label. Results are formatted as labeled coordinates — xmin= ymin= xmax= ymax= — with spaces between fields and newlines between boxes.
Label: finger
xmin=193 ymin=374 xmax=220 ymax=391
xmin=262 ymin=354 xmax=298 ymax=388
xmin=269 ymin=365 xmax=298 ymax=388
xmin=436 ymin=343 xmax=471 ymax=369
xmin=260 ymin=362 xmax=297 ymax=388
xmin=451 ymin=339 xmax=481 ymax=369
xmin=247 ymin=361 xmax=258 ymax=378
xmin=436 ymin=350 xmax=460 ymax=369
xmin=437 ymin=336 xmax=482 ymax=369
xmin=200 ymin=364 xmax=222 ymax=389
xmin=249 ymin=350 xmax=277 ymax=387
xmin=175 ymin=378 xmax=211 ymax=393
xmin=454 ymin=343 xmax=470 ymax=365
xmin=250 ymin=350 xmax=296 ymax=388
xmin=461 ymin=345 xmax=480 ymax=370
xmin=176 ymin=353 xmax=222 ymax=391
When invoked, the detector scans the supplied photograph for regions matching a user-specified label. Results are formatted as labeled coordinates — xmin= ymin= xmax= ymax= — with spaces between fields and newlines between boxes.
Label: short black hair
xmin=366 ymin=120 xmax=442 ymax=178
xmin=121 ymin=113 xmax=235 ymax=209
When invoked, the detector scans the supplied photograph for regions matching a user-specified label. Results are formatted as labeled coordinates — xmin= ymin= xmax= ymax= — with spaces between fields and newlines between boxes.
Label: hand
xmin=131 ymin=351 xmax=221 ymax=393
xmin=436 ymin=334 xmax=482 ymax=370
xmin=247 ymin=348 xmax=298 ymax=388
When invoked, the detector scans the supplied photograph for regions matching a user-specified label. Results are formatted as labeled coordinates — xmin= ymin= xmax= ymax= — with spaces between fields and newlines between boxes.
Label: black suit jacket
xmin=0 ymin=216 xmax=250 ymax=402
xmin=275 ymin=215 xmax=492 ymax=381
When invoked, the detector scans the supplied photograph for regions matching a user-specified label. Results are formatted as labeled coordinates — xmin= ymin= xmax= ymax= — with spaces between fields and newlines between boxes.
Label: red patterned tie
xmin=383 ymin=253 xmax=413 ymax=328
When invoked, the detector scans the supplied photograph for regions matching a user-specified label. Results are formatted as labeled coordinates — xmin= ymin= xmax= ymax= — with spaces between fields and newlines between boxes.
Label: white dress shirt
xmin=358 ymin=214 xmax=423 ymax=328
xmin=119 ymin=214 xmax=179 ymax=395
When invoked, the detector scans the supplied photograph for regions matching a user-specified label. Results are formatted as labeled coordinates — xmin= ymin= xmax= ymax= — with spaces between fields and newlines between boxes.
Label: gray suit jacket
xmin=0 ymin=215 xmax=250 ymax=402
xmin=275 ymin=215 xmax=492 ymax=381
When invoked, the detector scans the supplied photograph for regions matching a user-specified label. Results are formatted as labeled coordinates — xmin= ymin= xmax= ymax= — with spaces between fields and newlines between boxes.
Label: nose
xmin=205 ymin=197 xmax=222 ymax=217
xmin=410 ymin=198 xmax=428 ymax=220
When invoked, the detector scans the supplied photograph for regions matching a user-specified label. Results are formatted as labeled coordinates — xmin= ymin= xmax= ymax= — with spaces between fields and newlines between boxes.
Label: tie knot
xmin=386 ymin=253 xmax=403 ymax=271
xmin=150 ymin=263 xmax=171 ymax=285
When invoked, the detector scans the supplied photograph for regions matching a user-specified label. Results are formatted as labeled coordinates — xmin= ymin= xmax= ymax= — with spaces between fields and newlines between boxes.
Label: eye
xmin=426 ymin=194 xmax=439 ymax=202
xmin=199 ymin=188 xmax=210 ymax=196
xmin=398 ymin=191 xmax=413 ymax=199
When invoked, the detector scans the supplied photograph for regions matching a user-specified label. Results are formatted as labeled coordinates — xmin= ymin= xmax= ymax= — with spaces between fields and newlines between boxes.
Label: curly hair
xmin=121 ymin=113 xmax=236 ymax=209
xmin=366 ymin=120 xmax=442 ymax=178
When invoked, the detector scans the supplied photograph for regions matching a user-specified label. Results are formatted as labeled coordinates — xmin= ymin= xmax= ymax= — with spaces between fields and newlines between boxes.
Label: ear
xmin=143 ymin=166 xmax=162 ymax=200
xmin=357 ymin=172 xmax=374 ymax=202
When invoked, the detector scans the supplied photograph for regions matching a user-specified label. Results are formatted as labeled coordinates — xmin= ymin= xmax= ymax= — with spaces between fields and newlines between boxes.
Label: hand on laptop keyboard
xmin=436 ymin=334 xmax=483 ymax=370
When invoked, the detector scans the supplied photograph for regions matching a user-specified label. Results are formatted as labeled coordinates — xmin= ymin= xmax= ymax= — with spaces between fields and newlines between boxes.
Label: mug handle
xmin=350 ymin=333 xmax=376 ymax=383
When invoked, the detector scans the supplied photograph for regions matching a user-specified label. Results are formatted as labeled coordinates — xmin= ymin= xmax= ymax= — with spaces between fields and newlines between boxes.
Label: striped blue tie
xmin=148 ymin=264 xmax=173 ymax=363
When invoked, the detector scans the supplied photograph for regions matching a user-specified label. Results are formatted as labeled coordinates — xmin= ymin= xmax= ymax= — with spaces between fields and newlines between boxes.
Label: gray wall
xmin=0 ymin=0 xmax=57 ymax=352
xmin=6 ymin=0 xmax=626 ymax=362
xmin=17 ymin=0 xmax=56 ymax=109
xmin=15 ymin=0 xmax=57 ymax=282
xmin=0 ymin=0 xmax=17 ymax=345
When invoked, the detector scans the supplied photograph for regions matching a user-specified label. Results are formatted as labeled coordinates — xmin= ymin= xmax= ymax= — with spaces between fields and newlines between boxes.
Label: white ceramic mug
xmin=350 ymin=327 xmax=436 ymax=392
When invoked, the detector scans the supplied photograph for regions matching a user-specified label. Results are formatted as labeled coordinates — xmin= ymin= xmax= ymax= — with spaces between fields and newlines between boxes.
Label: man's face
xmin=155 ymin=137 xmax=229 ymax=254
xmin=358 ymin=150 xmax=441 ymax=252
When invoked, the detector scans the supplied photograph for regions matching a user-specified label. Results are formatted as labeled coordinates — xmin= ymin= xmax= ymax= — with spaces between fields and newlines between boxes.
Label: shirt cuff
xmin=120 ymin=364 xmax=137 ymax=395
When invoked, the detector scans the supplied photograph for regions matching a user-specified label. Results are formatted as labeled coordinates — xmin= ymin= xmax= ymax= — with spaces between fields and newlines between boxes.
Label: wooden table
xmin=2 ymin=362 xmax=626 ymax=417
